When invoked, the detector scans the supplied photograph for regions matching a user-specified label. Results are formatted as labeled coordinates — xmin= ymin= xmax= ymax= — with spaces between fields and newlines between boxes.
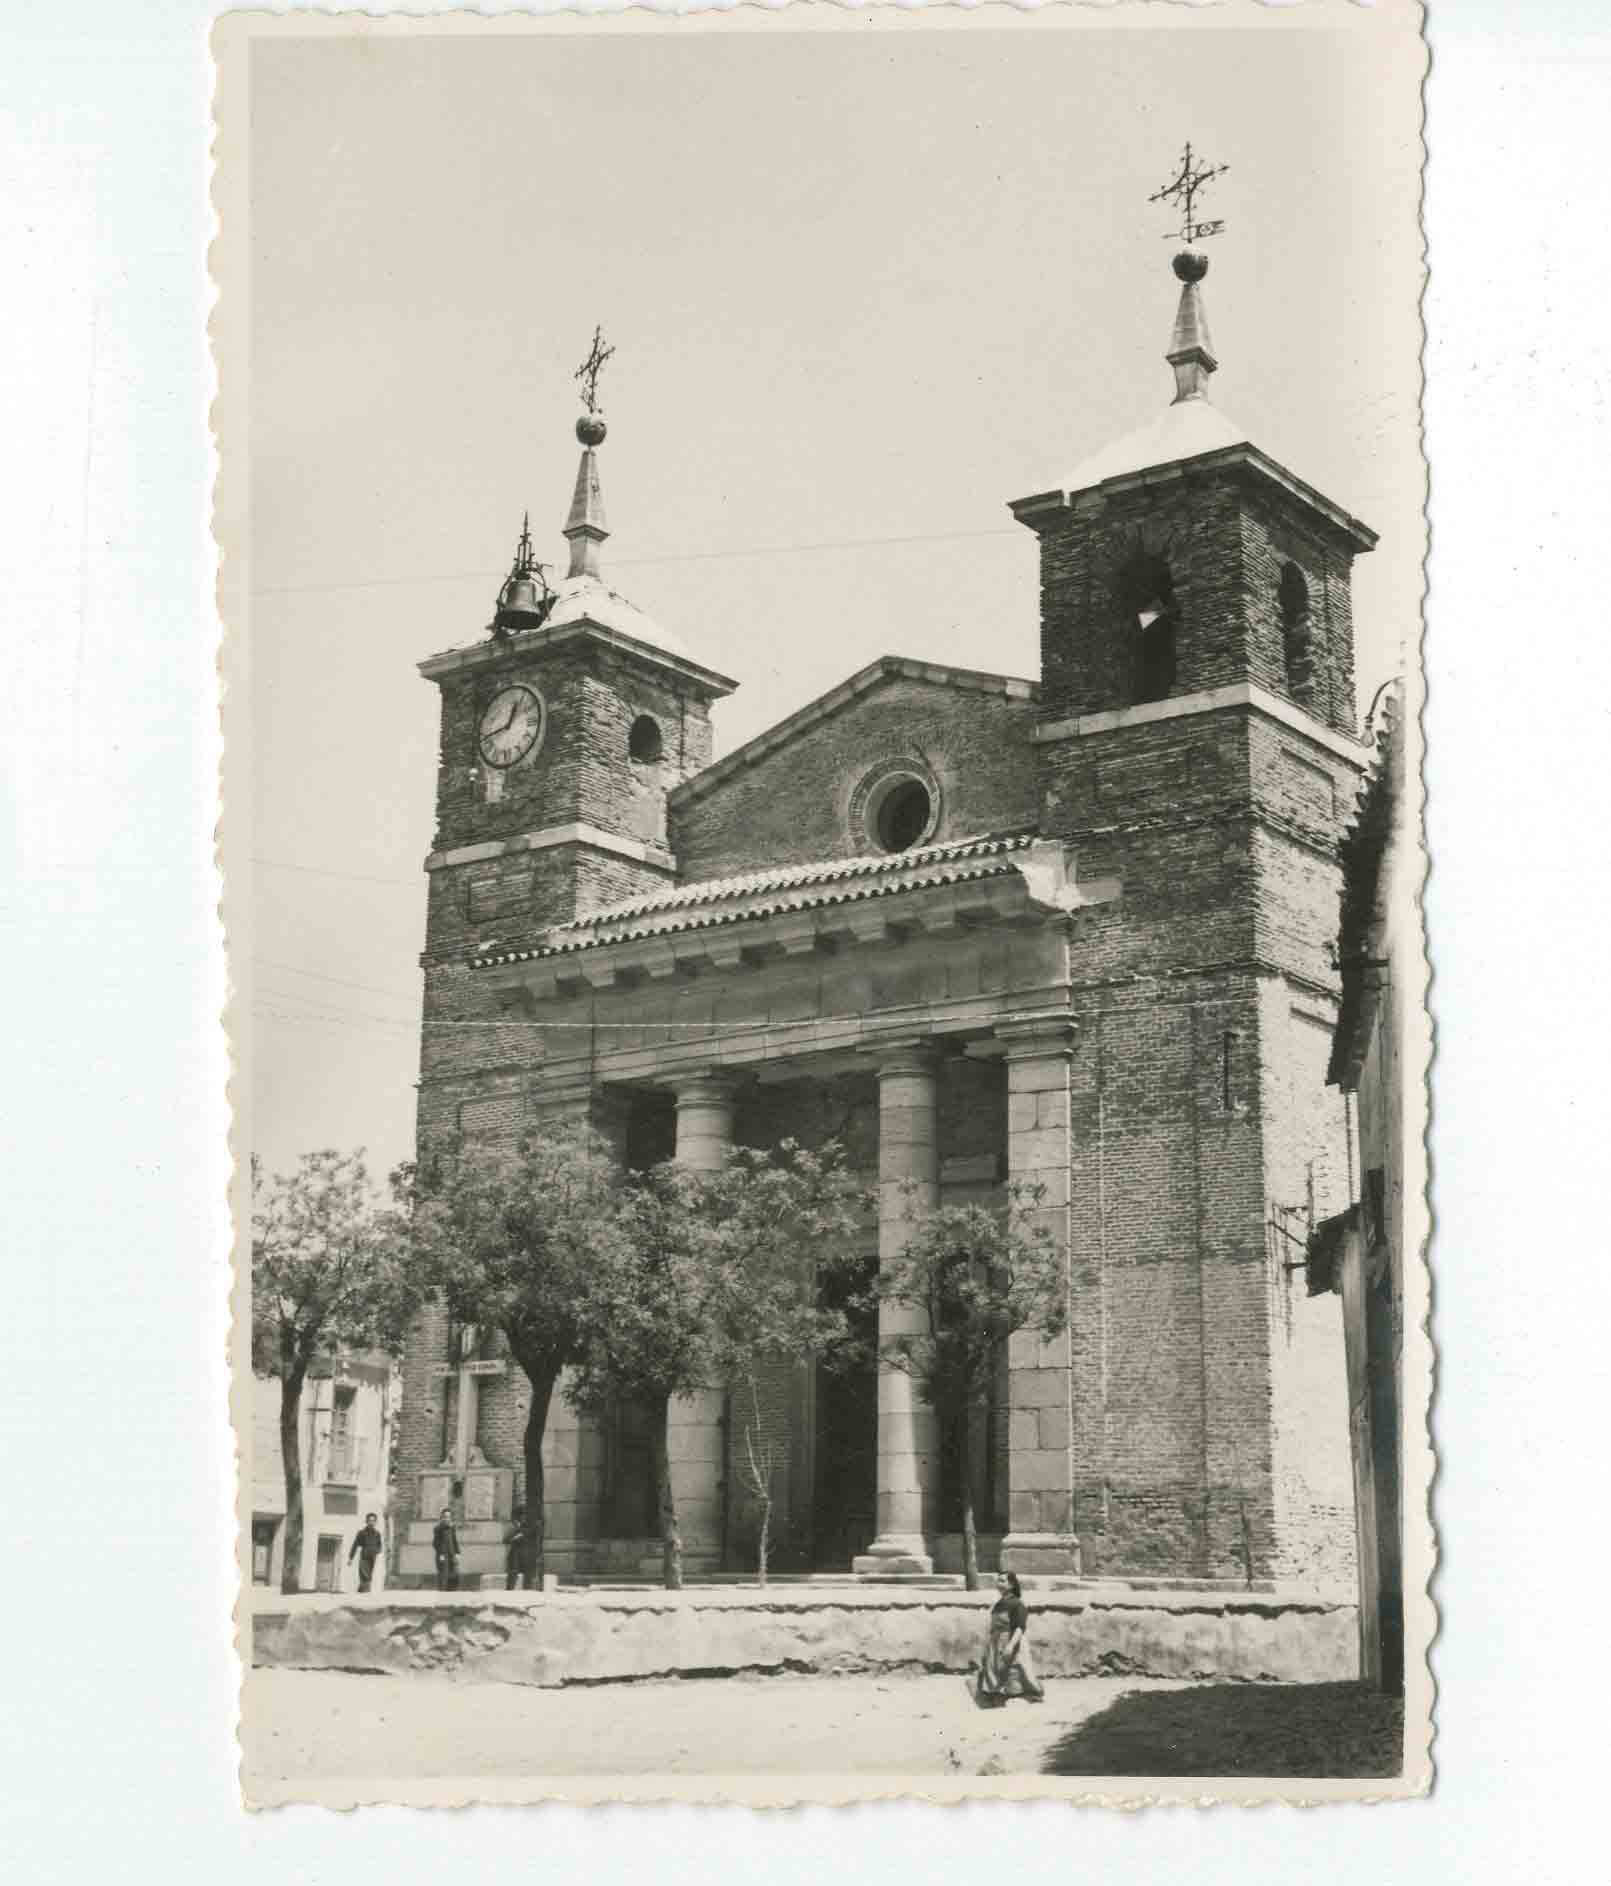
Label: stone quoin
xmin=394 ymin=262 xmax=1376 ymax=1602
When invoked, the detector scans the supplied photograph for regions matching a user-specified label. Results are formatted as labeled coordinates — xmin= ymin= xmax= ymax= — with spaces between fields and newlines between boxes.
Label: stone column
xmin=999 ymin=1016 xmax=1082 ymax=1577
xmin=854 ymin=1042 xmax=941 ymax=1577
xmin=666 ymin=1071 xmax=739 ymax=1571
xmin=671 ymin=1074 xmax=738 ymax=1174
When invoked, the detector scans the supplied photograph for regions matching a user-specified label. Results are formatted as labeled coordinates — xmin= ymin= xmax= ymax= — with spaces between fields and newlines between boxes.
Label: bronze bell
xmin=502 ymin=572 xmax=542 ymax=614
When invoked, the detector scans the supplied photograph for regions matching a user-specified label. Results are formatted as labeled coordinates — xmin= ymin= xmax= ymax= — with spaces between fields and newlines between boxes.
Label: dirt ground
xmin=242 ymin=1669 xmax=1401 ymax=1787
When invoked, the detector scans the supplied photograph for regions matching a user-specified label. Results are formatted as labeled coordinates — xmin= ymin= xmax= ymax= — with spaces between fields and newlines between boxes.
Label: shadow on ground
xmin=1039 ymin=1681 xmax=1403 ymax=1778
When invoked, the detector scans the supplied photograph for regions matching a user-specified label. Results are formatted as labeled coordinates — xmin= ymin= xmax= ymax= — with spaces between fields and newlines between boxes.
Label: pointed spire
xmin=1166 ymin=251 xmax=1218 ymax=404
xmin=564 ymin=412 xmax=610 ymax=580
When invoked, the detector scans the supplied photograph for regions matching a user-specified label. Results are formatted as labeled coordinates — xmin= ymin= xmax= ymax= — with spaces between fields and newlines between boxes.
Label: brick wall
xmin=672 ymin=672 xmax=1039 ymax=881
xmin=1059 ymin=979 xmax=1275 ymax=1580
xmin=1033 ymin=685 xmax=1360 ymax=1589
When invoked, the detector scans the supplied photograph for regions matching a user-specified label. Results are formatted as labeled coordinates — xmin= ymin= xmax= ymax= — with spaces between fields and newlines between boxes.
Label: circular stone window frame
xmin=851 ymin=757 xmax=942 ymax=857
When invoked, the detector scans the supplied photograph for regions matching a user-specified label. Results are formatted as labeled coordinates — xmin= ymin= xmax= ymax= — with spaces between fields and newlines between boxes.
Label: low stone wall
xmin=251 ymin=1585 xmax=1356 ymax=1689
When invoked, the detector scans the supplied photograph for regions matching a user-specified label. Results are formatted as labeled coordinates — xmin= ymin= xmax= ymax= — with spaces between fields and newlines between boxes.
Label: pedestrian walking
xmin=432 ymin=1507 xmax=461 ymax=1591
xmin=348 ymin=1512 xmax=384 ymax=1593
xmin=972 ymin=1571 xmax=1045 ymax=1707
xmin=504 ymin=1508 xmax=527 ymax=1591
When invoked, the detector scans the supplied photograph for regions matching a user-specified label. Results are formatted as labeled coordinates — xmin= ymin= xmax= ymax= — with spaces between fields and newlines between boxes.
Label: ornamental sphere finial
xmin=576 ymin=412 xmax=607 ymax=447
xmin=1172 ymin=251 xmax=1209 ymax=284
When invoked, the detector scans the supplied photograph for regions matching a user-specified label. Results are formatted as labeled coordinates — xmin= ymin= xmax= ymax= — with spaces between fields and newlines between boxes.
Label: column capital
xmin=861 ymin=1036 xmax=943 ymax=1081
xmin=996 ymin=1018 xmax=1071 ymax=1063
xmin=663 ymin=1068 xmax=742 ymax=1107
xmin=526 ymin=1079 xmax=601 ymax=1116
xmin=995 ymin=1013 xmax=1078 ymax=1061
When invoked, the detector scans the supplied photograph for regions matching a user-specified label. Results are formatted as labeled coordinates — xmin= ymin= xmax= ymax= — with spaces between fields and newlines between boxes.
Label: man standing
xmin=347 ymin=1513 xmax=384 ymax=1593
xmin=504 ymin=1508 xmax=527 ymax=1592
xmin=432 ymin=1507 xmax=460 ymax=1591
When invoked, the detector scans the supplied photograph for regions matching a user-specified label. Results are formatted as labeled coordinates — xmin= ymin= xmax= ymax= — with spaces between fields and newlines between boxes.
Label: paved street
xmin=243 ymin=1668 xmax=1188 ymax=1786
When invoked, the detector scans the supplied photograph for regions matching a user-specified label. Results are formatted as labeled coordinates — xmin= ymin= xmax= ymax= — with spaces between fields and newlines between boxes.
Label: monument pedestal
xmin=1000 ymin=1532 xmax=1082 ymax=1577
xmin=418 ymin=1463 xmax=515 ymax=1525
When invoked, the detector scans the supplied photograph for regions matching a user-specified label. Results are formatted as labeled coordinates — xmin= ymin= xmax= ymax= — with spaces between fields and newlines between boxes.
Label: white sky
xmin=247 ymin=15 xmax=1425 ymax=1182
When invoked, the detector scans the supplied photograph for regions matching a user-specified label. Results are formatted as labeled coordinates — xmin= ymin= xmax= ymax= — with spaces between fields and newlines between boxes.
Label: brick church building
xmin=394 ymin=255 xmax=1374 ymax=1594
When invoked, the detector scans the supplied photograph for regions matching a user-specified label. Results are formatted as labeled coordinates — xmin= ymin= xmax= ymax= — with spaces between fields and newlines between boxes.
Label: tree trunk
xmin=756 ymin=1496 xmax=771 ymax=1587
xmin=960 ymin=1452 xmax=980 ymax=1593
xmin=278 ymin=1365 xmax=308 ymax=1595
xmin=649 ymin=1397 xmax=683 ymax=1590
xmin=516 ymin=1360 xmax=558 ymax=1589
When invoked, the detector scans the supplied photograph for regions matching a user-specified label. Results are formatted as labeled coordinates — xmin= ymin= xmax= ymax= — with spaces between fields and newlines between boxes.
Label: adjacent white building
xmin=250 ymin=1353 xmax=395 ymax=1592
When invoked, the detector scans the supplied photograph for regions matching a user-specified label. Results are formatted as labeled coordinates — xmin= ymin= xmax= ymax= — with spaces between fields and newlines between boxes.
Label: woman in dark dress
xmin=974 ymin=1571 xmax=1045 ymax=1705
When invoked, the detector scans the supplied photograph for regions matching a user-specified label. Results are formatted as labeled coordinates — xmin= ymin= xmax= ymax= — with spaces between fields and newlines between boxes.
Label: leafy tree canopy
xmin=872 ymin=1180 xmax=1069 ymax=1407
xmin=250 ymin=1148 xmax=423 ymax=1384
xmin=401 ymin=1122 xmax=619 ymax=1374
xmin=568 ymin=1139 xmax=870 ymax=1419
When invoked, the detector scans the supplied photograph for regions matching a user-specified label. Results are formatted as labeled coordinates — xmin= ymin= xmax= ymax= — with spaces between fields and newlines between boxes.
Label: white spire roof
xmin=1053 ymin=396 xmax=1255 ymax=500
xmin=543 ymin=571 xmax=692 ymax=660
xmin=1010 ymin=252 xmax=1375 ymax=550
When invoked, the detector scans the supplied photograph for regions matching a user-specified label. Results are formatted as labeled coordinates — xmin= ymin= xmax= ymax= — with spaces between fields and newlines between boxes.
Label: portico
xmin=448 ymin=832 xmax=1114 ymax=1577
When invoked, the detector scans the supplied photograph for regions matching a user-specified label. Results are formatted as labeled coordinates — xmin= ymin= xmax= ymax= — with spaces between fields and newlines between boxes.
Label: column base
xmin=1000 ymin=1532 xmax=1082 ymax=1577
xmin=852 ymin=1535 xmax=934 ymax=1578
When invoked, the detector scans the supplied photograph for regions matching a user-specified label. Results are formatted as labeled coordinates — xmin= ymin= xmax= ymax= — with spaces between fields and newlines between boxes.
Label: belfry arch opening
xmin=1117 ymin=550 xmax=1179 ymax=705
xmin=628 ymin=714 xmax=665 ymax=763
xmin=1279 ymin=560 xmax=1315 ymax=703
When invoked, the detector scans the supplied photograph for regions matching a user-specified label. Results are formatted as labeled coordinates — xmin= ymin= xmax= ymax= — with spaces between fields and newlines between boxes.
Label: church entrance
xmin=811 ymin=1254 xmax=878 ymax=1570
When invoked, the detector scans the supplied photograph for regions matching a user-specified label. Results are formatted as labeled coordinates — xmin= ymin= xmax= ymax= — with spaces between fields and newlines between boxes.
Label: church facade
xmin=394 ymin=258 xmax=1374 ymax=1595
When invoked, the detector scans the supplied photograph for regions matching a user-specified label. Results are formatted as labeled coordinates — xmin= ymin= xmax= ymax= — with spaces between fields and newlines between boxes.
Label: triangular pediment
xmin=671 ymin=654 xmax=1037 ymax=809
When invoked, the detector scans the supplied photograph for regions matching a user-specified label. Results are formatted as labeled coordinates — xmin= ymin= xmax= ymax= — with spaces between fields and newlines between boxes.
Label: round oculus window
xmin=856 ymin=764 xmax=940 ymax=856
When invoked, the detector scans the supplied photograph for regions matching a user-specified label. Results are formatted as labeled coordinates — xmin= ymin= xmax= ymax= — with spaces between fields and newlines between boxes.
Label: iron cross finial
xmin=574 ymin=324 xmax=616 ymax=416
xmin=1149 ymin=142 xmax=1229 ymax=246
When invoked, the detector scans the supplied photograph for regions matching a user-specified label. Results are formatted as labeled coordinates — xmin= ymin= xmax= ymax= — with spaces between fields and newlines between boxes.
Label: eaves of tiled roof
xmin=471 ymin=831 xmax=1037 ymax=968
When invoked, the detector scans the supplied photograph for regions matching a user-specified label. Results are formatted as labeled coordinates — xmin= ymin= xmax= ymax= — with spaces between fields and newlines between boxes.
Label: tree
xmin=867 ymin=1182 xmax=1068 ymax=1591
xmin=733 ymin=1378 xmax=782 ymax=1586
xmin=402 ymin=1121 xmax=619 ymax=1588
xmin=251 ymin=1149 xmax=425 ymax=1594
xmin=570 ymin=1141 xmax=869 ymax=1589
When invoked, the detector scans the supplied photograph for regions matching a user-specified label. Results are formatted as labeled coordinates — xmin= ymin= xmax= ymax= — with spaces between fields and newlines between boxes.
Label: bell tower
xmin=1005 ymin=169 xmax=1378 ymax=1593
xmin=416 ymin=338 xmax=737 ymax=971
xmin=1012 ymin=247 xmax=1375 ymax=738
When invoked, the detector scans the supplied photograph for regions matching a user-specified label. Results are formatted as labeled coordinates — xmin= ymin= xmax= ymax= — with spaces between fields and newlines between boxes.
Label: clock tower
xmin=415 ymin=391 xmax=737 ymax=983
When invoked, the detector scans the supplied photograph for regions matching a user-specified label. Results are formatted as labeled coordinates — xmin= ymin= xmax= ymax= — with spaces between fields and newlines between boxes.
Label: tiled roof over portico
xmin=471 ymin=831 xmax=1037 ymax=968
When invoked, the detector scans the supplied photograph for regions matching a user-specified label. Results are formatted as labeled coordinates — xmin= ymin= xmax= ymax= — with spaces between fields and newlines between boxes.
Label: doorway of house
xmin=314 ymin=1534 xmax=341 ymax=1593
xmin=811 ymin=1253 xmax=878 ymax=1569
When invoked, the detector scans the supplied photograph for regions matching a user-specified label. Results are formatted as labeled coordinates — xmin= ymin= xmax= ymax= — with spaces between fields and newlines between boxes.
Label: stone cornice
xmin=1033 ymin=680 xmax=1370 ymax=767
xmin=1010 ymin=441 xmax=1378 ymax=554
xmin=424 ymin=822 xmax=678 ymax=875
xmin=418 ymin=616 xmax=736 ymax=698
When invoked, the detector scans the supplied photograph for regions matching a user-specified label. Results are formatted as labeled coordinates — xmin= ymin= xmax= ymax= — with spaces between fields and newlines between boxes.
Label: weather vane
xmin=1149 ymin=142 xmax=1229 ymax=246
xmin=574 ymin=324 xmax=616 ymax=416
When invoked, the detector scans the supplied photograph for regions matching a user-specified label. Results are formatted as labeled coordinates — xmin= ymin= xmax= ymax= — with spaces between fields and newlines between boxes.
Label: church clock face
xmin=477 ymin=683 xmax=545 ymax=768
